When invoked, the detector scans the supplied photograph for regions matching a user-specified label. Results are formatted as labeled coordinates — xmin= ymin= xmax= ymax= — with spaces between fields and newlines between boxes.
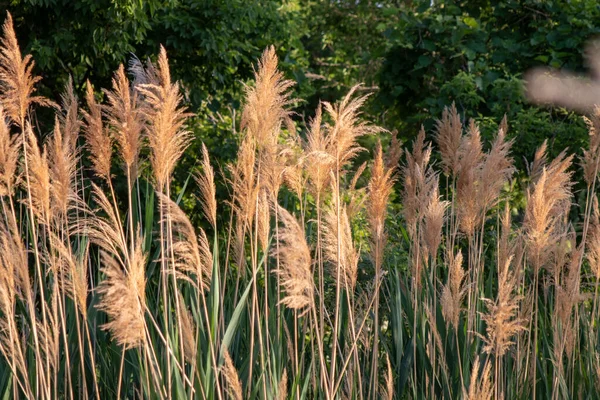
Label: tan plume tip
xmin=83 ymin=80 xmax=112 ymax=180
xmin=195 ymin=143 xmax=217 ymax=228
xmin=384 ymin=130 xmax=403 ymax=171
xmin=137 ymin=46 xmax=193 ymax=189
xmin=422 ymin=183 xmax=449 ymax=260
xmin=587 ymin=196 xmax=600 ymax=279
xmin=222 ymin=350 xmax=243 ymax=400
xmin=435 ymin=103 xmax=462 ymax=176
xmin=323 ymin=84 xmax=383 ymax=171
xmin=272 ymin=206 xmax=314 ymax=312
xmin=103 ymin=64 xmax=144 ymax=176
xmin=0 ymin=12 xmax=53 ymax=125
xmin=241 ymin=45 xmax=295 ymax=149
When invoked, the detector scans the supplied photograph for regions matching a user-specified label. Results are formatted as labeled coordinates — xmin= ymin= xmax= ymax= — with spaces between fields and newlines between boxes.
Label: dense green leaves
xmin=378 ymin=0 xmax=599 ymax=165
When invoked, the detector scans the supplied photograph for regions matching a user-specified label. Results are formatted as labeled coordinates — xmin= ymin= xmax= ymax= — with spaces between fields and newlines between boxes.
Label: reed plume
xmin=241 ymin=45 xmax=294 ymax=150
xmin=272 ymin=206 xmax=313 ymax=312
xmin=323 ymin=202 xmax=359 ymax=291
xmin=222 ymin=351 xmax=243 ymax=400
xmin=0 ymin=105 xmax=20 ymax=196
xmin=304 ymin=103 xmax=334 ymax=197
xmin=581 ymin=109 xmax=600 ymax=186
xmin=0 ymin=12 xmax=52 ymax=126
xmin=323 ymin=84 xmax=380 ymax=172
xmin=480 ymin=256 xmax=525 ymax=357
xmin=421 ymin=183 xmax=448 ymax=260
xmin=440 ymin=250 xmax=466 ymax=330
xmin=435 ymin=103 xmax=462 ymax=177
xmin=401 ymin=127 xmax=435 ymax=238
xmin=524 ymin=148 xmax=573 ymax=271
xmin=467 ymin=357 xmax=493 ymax=400
xmin=195 ymin=143 xmax=217 ymax=228
xmin=178 ymin=294 xmax=198 ymax=364
xmin=277 ymin=369 xmax=288 ymax=400
xmin=103 ymin=64 xmax=144 ymax=177
xmin=97 ymin=241 xmax=147 ymax=349
xmin=24 ymin=122 xmax=50 ymax=221
xmin=82 ymin=81 xmax=112 ymax=180
xmin=48 ymin=116 xmax=77 ymax=218
xmin=138 ymin=46 xmax=192 ymax=189
xmin=368 ymin=140 xmax=396 ymax=267
xmin=158 ymin=192 xmax=212 ymax=290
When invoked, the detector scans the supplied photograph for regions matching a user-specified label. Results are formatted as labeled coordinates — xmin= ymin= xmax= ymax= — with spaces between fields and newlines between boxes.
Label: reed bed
xmin=0 ymin=11 xmax=600 ymax=399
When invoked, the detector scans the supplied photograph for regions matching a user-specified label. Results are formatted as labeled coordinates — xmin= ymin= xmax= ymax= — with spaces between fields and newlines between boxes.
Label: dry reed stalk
xmin=383 ymin=354 xmax=393 ymax=400
xmin=523 ymin=148 xmax=573 ymax=400
xmin=137 ymin=48 xmax=194 ymax=386
xmin=0 ymin=19 xmax=54 ymax=395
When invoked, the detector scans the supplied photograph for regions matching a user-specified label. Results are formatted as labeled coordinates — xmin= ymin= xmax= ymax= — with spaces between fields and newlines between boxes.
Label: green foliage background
xmin=3 ymin=0 xmax=599 ymax=202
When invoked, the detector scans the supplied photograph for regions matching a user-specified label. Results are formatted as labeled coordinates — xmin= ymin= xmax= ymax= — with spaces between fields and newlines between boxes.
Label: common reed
xmin=2 ymin=11 xmax=600 ymax=400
